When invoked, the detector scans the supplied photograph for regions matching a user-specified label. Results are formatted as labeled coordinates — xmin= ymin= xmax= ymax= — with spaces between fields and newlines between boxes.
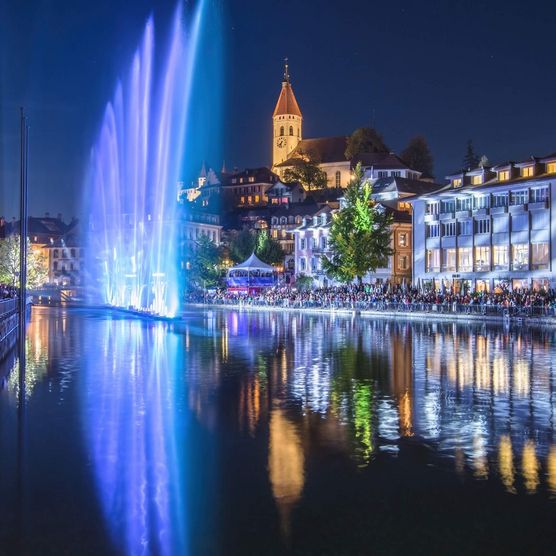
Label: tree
xmin=295 ymin=274 xmax=313 ymax=291
xmin=255 ymin=230 xmax=285 ymax=266
xmin=400 ymin=135 xmax=434 ymax=177
xmin=322 ymin=163 xmax=393 ymax=284
xmin=188 ymin=233 xmax=222 ymax=289
xmin=283 ymin=153 xmax=328 ymax=190
xmin=228 ymin=228 xmax=257 ymax=263
xmin=463 ymin=140 xmax=479 ymax=170
xmin=0 ymin=235 xmax=48 ymax=289
xmin=344 ymin=127 xmax=388 ymax=160
xmin=478 ymin=154 xmax=490 ymax=168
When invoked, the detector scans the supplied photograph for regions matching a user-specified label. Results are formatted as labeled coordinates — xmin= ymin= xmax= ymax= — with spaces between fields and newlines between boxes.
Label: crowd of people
xmin=0 ymin=285 xmax=17 ymax=300
xmin=188 ymin=283 xmax=556 ymax=316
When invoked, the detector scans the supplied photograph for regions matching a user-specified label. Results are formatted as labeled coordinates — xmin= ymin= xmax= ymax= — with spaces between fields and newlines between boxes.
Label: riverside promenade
xmin=0 ymin=298 xmax=19 ymax=363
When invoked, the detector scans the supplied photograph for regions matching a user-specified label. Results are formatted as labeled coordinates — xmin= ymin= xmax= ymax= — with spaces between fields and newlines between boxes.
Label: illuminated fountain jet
xmin=85 ymin=3 xmax=210 ymax=317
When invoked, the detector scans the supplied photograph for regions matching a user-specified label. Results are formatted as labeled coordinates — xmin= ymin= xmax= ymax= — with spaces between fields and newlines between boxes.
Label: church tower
xmin=272 ymin=60 xmax=303 ymax=169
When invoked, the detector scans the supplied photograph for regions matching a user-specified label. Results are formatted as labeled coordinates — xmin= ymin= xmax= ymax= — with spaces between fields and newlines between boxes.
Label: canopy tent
xmin=226 ymin=252 xmax=276 ymax=294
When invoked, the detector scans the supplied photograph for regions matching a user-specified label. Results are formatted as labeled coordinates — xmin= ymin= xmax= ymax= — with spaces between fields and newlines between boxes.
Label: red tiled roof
xmin=273 ymin=82 xmax=302 ymax=117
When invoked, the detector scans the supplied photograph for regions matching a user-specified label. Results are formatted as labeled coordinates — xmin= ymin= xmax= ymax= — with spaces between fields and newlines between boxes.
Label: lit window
xmin=426 ymin=249 xmax=440 ymax=272
xmin=398 ymin=233 xmax=408 ymax=247
xmin=498 ymin=170 xmax=509 ymax=181
xmin=255 ymin=195 xmax=260 ymax=203
xmin=398 ymin=255 xmax=408 ymax=270
xmin=247 ymin=196 xmax=252 ymax=204
xmin=458 ymin=247 xmax=472 ymax=272
xmin=335 ymin=171 xmax=341 ymax=187
xmin=521 ymin=166 xmax=534 ymax=177
xmin=531 ymin=243 xmax=549 ymax=270
xmin=493 ymin=245 xmax=509 ymax=270
xmin=452 ymin=178 xmax=462 ymax=188
xmin=547 ymin=162 xmax=556 ymax=174
xmin=240 ymin=196 xmax=245 ymax=204
xmin=442 ymin=248 xmax=457 ymax=272
xmin=248 ymin=176 xmax=255 ymax=183
xmin=474 ymin=194 xmax=489 ymax=209
xmin=474 ymin=246 xmax=490 ymax=271
xmin=471 ymin=175 xmax=482 ymax=185
xmin=511 ymin=244 xmax=529 ymax=270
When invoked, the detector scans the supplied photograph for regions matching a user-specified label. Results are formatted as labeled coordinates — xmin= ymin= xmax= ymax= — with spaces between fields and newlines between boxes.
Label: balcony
xmin=424 ymin=213 xmax=439 ymax=223
xmin=439 ymin=212 xmax=454 ymax=221
xmin=455 ymin=210 xmax=471 ymax=219
xmin=509 ymin=204 xmax=526 ymax=213
xmin=473 ymin=208 xmax=488 ymax=216
xmin=489 ymin=206 xmax=508 ymax=215
xmin=528 ymin=200 xmax=549 ymax=210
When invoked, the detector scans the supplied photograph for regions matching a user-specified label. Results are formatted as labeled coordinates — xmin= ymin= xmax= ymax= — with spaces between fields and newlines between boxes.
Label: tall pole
xmin=18 ymin=108 xmax=28 ymax=378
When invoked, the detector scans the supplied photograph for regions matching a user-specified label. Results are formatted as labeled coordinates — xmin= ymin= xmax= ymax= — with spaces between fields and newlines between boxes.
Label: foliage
xmin=322 ymin=163 xmax=393 ymax=284
xmin=344 ymin=127 xmax=388 ymax=160
xmin=400 ymin=135 xmax=434 ymax=177
xmin=255 ymin=230 xmax=285 ymax=266
xmin=295 ymin=273 xmax=314 ymax=291
xmin=463 ymin=139 xmax=479 ymax=170
xmin=228 ymin=228 xmax=257 ymax=263
xmin=0 ymin=235 xmax=49 ymax=289
xmin=188 ymin=233 xmax=223 ymax=289
xmin=283 ymin=152 xmax=328 ymax=190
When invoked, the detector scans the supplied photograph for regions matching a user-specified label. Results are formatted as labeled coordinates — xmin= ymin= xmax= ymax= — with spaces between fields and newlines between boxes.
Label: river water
xmin=0 ymin=306 xmax=555 ymax=555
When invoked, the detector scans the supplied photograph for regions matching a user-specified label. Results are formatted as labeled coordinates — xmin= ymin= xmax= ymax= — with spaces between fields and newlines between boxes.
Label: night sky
xmin=1 ymin=0 xmax=555 ymax=219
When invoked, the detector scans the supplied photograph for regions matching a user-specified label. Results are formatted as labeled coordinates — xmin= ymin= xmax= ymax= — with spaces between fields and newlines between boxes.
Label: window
xmin=498 ymin=170 xmax=510 ymax=181
xmin=321 ymin=236 xmax=327 ymax=250
xmin=398 ymin=255 xmax=408 ymax=270
xmin=392 ymin=171 xmax=401 ymax=177
xmin=510 ymin=190 xmax=528 ymax=205
xmin=452 ymin=178 xmax=462 ymax=188
xmin=511 ymin=244 xmax=529 ymax=270
xmin=474 ymin=246 xmax=491 ymax=271
xmin=441 ymin=200 xmax=455 ymax=214
xmin=474 ymin=194 xmax=490 ymax=209
xmin=53 ymin=262 xmax=58 ymax=271
xmin=70 ymin=248 xmax=76 ymax=258
xmin=299 ymin=257 xmax=306 ymax=271
xmin=458 ymin=247 xmax=472 ymax=272
xmin=426 ymin=224 xmax=440 ymax=238
xmin=53 ymin=249 xmax=59 ymax=258
xmin=311 ymin=237 xmax=317 ymax=249
xmin=300 ymin=238 xmax=306 ymax=250
xmin=280 ymin=126 xmax=284 ymax=136
xmin=458 ymin=220 xmax=472 ymax=236
xmin=255 ymin=195 xmax=260 ymax=203
xmin=530 ymin=187 xmax=548 ymax=204
xmin=247 ymin=196 xmax=252 ymax=204
xmin=398 ymin=232 xmax=408 ymax=247
xmin=475 ymin=218 xmax=490 ymax=234
xmin=426 ymin=202 xmax=439 ymax=215
xmin=280 ymin=217 xmax=287 ymax=225
xmin=248 ymin=176 xmax=255 ymax=183
xmin=547 ymin=162 xmax=556 ymax=174
xmin=442 ymin=248 xmax=457 ymax=272
xmin=511 ymin=213 xmax=529 ymax=232
xmin=311 ymin=257 xmax=317 ymax=272
xmin=457 ymin=197 xmax=472 ymax=211
xmin=492 ymin=193 xmax=508 ymax=207
xmin=335 ymin=171 xmax=341 ymax=187
xmin=471 ymin=175 xmax=482 ymax=185
xmin=426 ymin=249 xmax=440 ymax=272
xmin=323 ymin=172 xmax=328 ymax=184
xmin=442 ymin=222 xmax=456 ymax=236
xmin=289 ymin=126 xmax=294 ymax=136
xmin=493 ymin=245 xmax=509 ymax=270
xmin=531 ymin=211 xmax=549 ymax=230
xmin=377 ymin=171 xmax=388 ymax=178
xmin=521 ymin=166 xmax=534 ymax=177
xmin=531 ymin=243 xmax=549 ymax=270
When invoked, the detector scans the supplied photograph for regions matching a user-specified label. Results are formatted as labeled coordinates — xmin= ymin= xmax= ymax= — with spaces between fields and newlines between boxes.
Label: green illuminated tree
xmin=228 ymin=228 xmax=257 ymax=263
xmin=255 ymin=230 xmax=284 ymax=266
xmin=188 ymin=233 xmax=223 ymax=288
xmin=322 ymin=163 xmax=393 ymax=284
xmin=0 ymin=235 xmax=48 ymax=289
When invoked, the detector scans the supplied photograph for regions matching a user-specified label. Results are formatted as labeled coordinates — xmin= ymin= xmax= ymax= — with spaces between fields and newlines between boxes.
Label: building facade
xmin=411 ymin=153 xmax=556 ymax=292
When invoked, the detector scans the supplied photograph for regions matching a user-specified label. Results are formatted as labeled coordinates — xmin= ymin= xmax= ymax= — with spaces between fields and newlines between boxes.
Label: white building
xmin=411 ymin=153 xmax=556 ymax=292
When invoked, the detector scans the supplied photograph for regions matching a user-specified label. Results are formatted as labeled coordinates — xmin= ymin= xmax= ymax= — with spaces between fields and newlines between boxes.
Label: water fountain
xmin=84 ymin=1 xmax=221 ymax=317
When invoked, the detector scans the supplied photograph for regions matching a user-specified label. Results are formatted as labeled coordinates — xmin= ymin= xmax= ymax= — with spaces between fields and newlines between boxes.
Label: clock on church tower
xmin=271 ymin=60 xmax=303 ymax=170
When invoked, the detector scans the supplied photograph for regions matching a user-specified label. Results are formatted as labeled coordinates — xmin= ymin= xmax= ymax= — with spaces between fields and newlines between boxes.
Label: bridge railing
xmin=0 ymin=298 xmax=18 ymax=319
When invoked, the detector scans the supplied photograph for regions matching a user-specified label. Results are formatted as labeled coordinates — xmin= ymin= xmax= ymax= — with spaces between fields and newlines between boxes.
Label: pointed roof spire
xmin=199 ymin=161 xmax=207 ymax=178
xmin=221 ymin=160 xmax=228 ymax=174
xmin=283 ymin=57 xmax=290 ymax=83
xmin=273 ymin=58 xmax=302 ymax=118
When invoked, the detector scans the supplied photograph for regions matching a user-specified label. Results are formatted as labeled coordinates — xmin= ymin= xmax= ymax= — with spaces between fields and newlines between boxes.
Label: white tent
xmin=227 ymin=252 xmax=275 ymax=291
xmin=229 ymin=252 xmax=274 ymax=272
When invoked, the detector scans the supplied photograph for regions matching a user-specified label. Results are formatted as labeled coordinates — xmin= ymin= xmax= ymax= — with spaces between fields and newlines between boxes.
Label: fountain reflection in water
xmin=85 ymin=2 xmax=207 ymax=316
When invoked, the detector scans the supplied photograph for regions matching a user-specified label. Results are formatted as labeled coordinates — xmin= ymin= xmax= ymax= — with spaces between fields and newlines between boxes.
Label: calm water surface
xmin=1 ymin=306 xmax=556 ymax=555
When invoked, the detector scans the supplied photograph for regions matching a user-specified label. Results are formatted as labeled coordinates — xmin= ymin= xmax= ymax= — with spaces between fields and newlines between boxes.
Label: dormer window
xmin=498 ymin=170 xmax=509 ymax=181
xmin=248 ymin=177 xmax=255 ymax=183
xmin=547 ymin=162 xmax=556 ymax=174
xmin=522 ymin=166 xmax=534 ymax=177
xmin=471 ymin=175 xmax=482 ymax=185
xmin=452 ymin=178 xmax=462 ymax=188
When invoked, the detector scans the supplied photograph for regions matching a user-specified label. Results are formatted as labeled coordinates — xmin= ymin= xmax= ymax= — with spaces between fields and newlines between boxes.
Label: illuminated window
xmin=521 ymin=166 xmax=534 ymax=177
xmin=498 ymin=170 xmax=509 ymax=181
xmin=442 ymin=248 xmax=457 ymax=272
xmin=458 ymin=247 xmax=472 ymax=272
xmin=240 ymin=196 xmax=245 ymax=204
xmin=474 ymin=246 xmax=490 ymax=271
xmin=547 ymin=162 xmax=556 ymax=173
xmin=248 ymin=176 xmax=255 ymax=183
xmin=531 ymin=242 xmax=549 ymax=270
xmin=471 ymin=175 xmax=482 ymax=185
xmin=511 ymin=244 xmax=529 ymax=270
xmin=493 ymin=245 xmax=509 ymax=270
xmin=452 ymin=178 xmax=462 ymax=188
xmin=426 ymin=249 xmax=440 ymax=272
xmin=247 ymin=196 xmax=252 ymax=204
xmin=255 ymin=195 xmax=260 ymax=203
xmin=335 ymin=171 xmax=341 ymax=187
xmin=398 ymin=232 xmax=408 ymax=247
xmin=457 ymin=197 xmax=472 ymax=211
xmin=398 ymin=255 xmax=408 ymax=270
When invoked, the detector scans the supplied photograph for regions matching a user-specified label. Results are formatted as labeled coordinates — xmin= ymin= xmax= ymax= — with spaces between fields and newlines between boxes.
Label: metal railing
xmin=201 ymin=297 xmax=556 ymax=318
xmin=0 ymin=298 xmax=17 ymax=319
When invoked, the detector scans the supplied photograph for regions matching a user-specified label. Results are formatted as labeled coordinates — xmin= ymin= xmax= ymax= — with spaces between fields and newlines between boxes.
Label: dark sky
xmin=2 ymin=0 xmax=556 ymax=219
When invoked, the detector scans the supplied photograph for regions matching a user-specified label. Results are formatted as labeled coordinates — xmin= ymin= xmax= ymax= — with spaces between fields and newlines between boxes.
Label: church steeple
xmin=272 ymin=59 xmax=303 ymax=169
